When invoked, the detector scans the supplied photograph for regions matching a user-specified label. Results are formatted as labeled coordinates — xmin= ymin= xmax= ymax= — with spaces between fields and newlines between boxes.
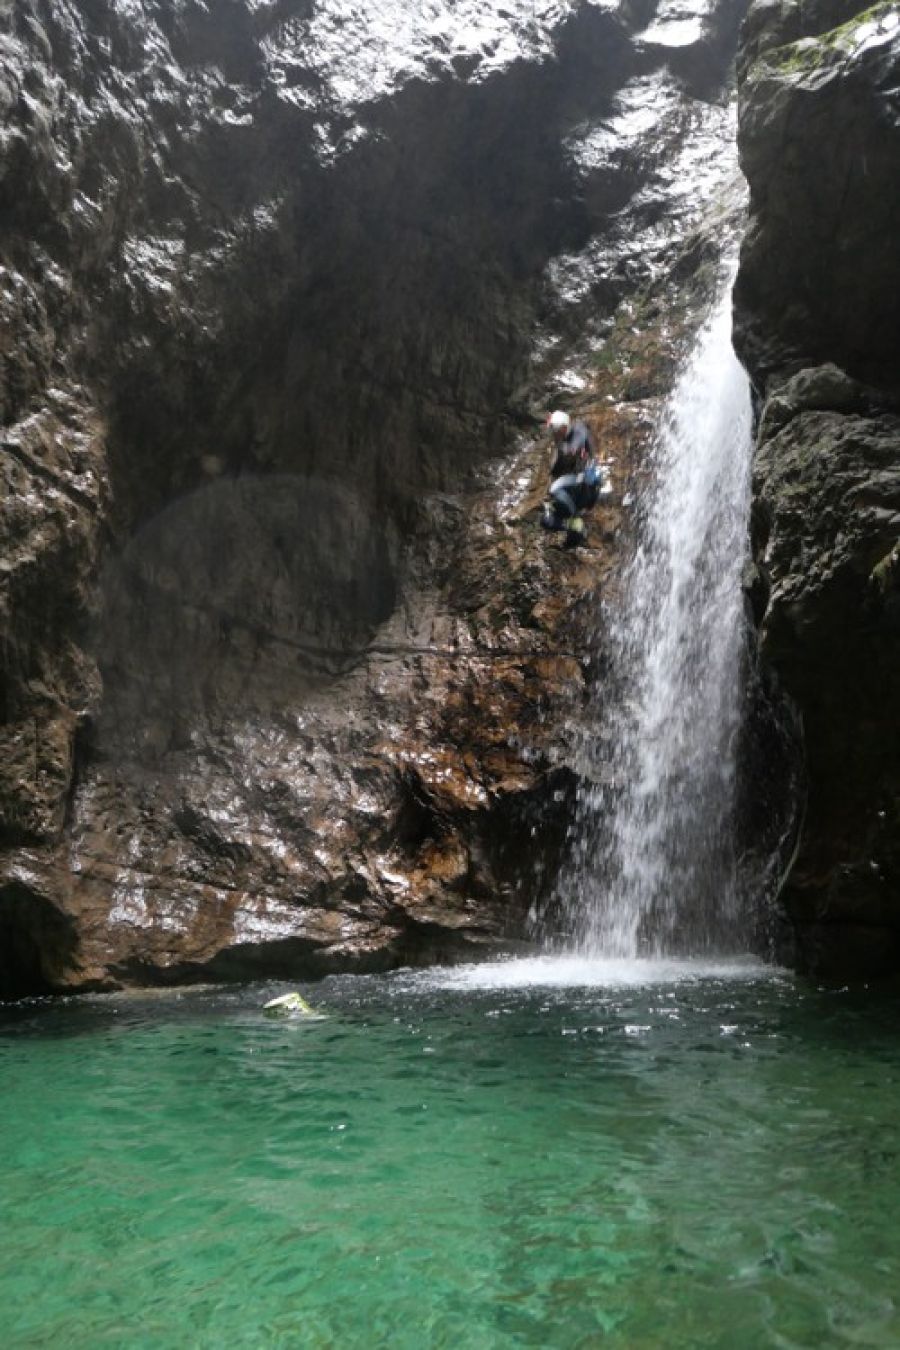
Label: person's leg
xmin=563 ymin=514 xmax=587 ymax=547
xmin=576 ymin=479 xmax=599 ymax=513
xmin=564 ymin=476 xmax=591 ymax=548
xmin=549 ymin=474 xmax=578 ymax=518
xmin=541 ymin=473 xmax=580 ymax=532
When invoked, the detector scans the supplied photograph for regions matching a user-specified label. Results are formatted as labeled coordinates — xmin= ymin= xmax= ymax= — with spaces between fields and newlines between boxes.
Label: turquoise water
xmin=2 ymin=957 xmax=900 ymax=1348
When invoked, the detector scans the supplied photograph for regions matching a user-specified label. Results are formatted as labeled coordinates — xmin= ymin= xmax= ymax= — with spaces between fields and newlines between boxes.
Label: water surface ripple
xmin=3 ymin=966 xmax=900 ymax=1347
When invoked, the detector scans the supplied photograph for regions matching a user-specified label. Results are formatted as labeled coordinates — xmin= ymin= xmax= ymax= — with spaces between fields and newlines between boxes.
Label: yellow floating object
xmin=263 ymin=992 xmax=318 ymax=1017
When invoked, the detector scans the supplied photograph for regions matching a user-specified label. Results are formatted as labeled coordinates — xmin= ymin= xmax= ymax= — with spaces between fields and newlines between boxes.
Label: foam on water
xmin=415 ymin=954 xmax=775 ymax=992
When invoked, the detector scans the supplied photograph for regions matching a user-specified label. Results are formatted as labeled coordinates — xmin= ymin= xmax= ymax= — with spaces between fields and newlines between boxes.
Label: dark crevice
xmin=0 ymin=884 xmax=80 ymax=1001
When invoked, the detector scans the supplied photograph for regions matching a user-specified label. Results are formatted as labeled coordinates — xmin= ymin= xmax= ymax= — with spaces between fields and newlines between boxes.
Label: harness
xmin=551 ymin=421 xmax=595 ymax=477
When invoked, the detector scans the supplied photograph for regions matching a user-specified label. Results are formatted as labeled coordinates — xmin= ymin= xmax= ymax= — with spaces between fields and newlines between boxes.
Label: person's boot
xmin=540 ymin=503 xmax=565 ymax=532
xmin=564 ymin=515 xmax=586 ymax=548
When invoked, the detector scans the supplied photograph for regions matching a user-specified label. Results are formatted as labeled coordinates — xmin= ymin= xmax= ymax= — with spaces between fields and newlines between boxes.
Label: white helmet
xmin=548 ymin=410 xmax=570 ymax=433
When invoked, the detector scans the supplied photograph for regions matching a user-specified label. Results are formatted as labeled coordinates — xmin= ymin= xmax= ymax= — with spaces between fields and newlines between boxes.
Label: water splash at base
xmin=421 ymin=955 xmax=776 ymax=992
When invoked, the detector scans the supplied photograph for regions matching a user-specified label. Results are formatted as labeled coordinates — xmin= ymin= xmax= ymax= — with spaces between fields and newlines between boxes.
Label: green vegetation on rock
xmin=759 ymin=1 xmax=898 ymax=76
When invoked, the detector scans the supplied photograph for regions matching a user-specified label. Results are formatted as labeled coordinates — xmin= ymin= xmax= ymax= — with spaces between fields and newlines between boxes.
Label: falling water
xmin=562 ymin=276 xmax=753 ymax=957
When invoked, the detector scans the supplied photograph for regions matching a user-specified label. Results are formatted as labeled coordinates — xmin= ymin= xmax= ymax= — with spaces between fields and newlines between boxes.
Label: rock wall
xmin=1 ymin=0 xmax=749 ymax=995
xmin=734 ymin=0 xmax=900 ymax=973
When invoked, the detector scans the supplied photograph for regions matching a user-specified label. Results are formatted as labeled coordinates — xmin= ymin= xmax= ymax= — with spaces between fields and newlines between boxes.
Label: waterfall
xmin=562 ymin=278 xmax=753 ymax=958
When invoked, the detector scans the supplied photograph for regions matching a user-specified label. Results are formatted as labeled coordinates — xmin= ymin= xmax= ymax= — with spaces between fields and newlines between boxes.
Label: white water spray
xmin=562 ymin=280 xmax=753 ymax=957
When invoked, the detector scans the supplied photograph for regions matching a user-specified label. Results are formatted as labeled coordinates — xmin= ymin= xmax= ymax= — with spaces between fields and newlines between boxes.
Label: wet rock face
xmin=2 ymin=0 xmax=747 ymax=994
xmin=735 ymin=0 xmax=900 ymax=389
xmin=0 ymin=397 xmax=105 ymax=843
xmin=735 ymin=1 xmax=900 ymax=974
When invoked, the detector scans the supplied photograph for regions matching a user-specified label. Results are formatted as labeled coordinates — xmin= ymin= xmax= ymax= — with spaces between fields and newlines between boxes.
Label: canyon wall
xmin=734 ymin=0 xmax=900 ymax=973
xmin=1 ymin=0 xmax=748 ymax=995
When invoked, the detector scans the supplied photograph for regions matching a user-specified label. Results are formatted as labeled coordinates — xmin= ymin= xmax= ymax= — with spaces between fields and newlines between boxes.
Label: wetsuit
xmin=547 ymin=420 xmax=600 ymax=523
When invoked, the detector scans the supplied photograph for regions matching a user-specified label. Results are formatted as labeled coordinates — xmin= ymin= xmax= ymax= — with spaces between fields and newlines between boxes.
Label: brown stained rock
xmin=0 ymin=427 xmax=586 ymax=988
xmin=0 ymin=700 xmax=77 ymax=837
xmin=0 ymin=234 xmax=724 ymax=994
xmin=25 ymin=229 xmax=721 ymax=994
xmin=1 ymin=396 xmax=106 ymax=842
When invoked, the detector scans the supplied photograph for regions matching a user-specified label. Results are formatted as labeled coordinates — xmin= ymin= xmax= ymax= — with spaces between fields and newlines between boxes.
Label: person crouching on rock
xmin=540 ymin=409 xmax=602 ymax=548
